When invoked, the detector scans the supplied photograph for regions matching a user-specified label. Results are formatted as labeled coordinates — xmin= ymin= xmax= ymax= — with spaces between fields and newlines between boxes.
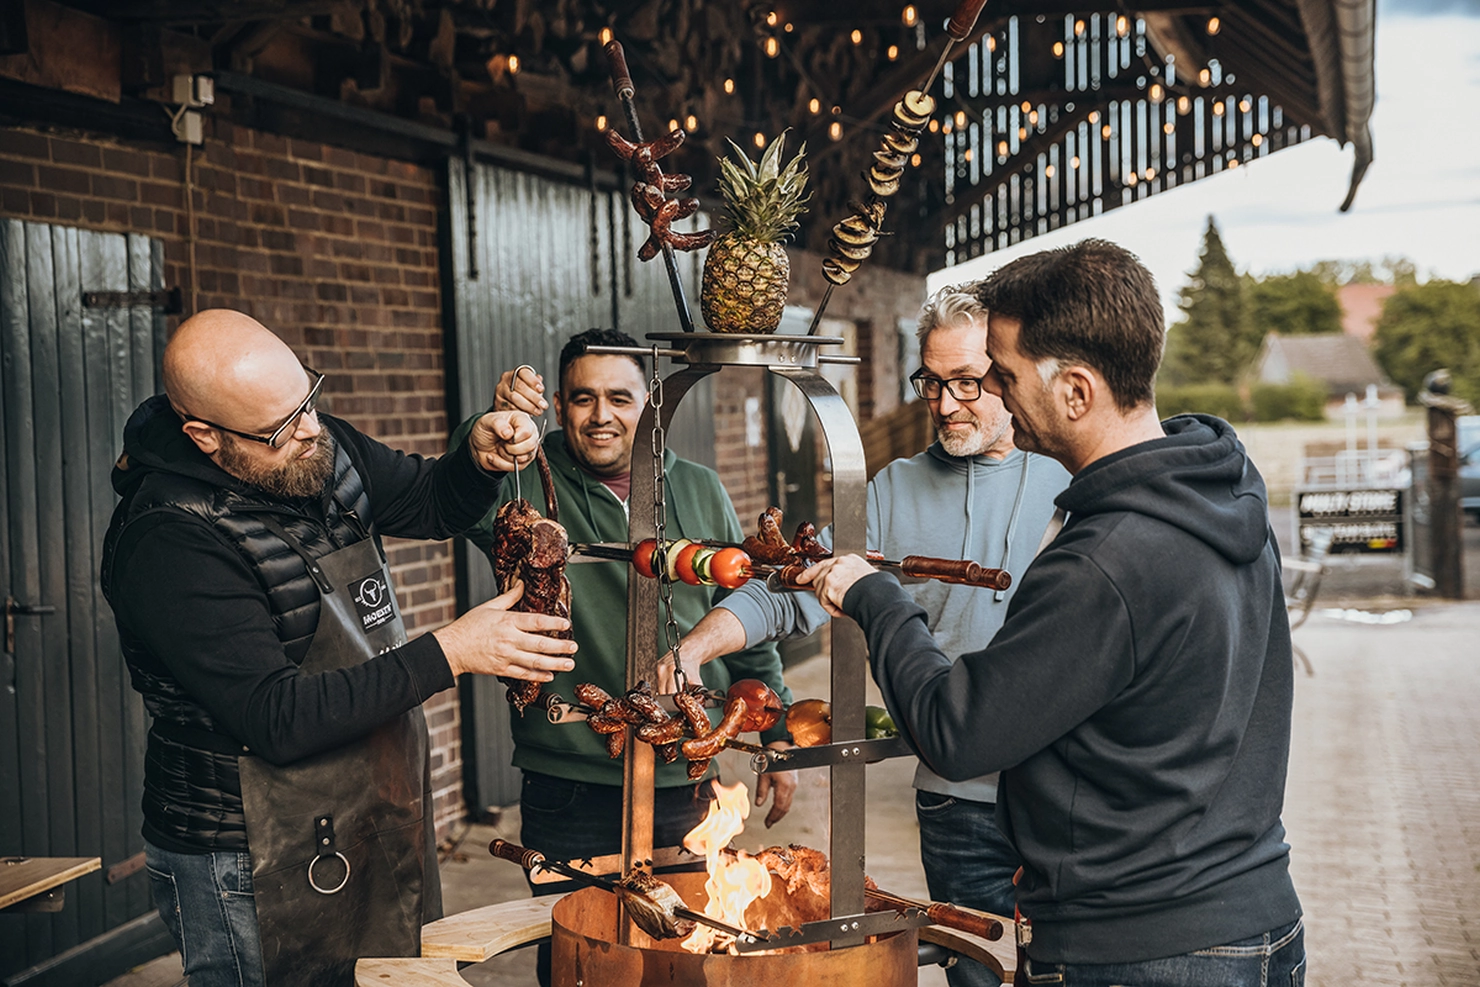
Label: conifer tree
xmin=1161 ymin=216 xmax=1257 ymax=384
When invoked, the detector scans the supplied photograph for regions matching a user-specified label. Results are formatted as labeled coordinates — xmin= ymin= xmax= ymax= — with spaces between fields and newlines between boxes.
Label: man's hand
xmin=795 ymin=555 xmax=876 ymax=617
xmin=494 ymin=365 xmax=548 ymax=416
xmin=653 ymin=608 xmax=747 ymax=693
xmin=756 ymin=743 xmax=798 ymax=827
xmin=468 ymin=410 xmax=538 ymax=473
xmin=434 ymin=581 xmax=578 ymax=679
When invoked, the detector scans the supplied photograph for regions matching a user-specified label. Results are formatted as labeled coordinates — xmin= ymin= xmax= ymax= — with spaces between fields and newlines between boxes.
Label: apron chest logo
xmin=353 ymin=574 xmax=396 ymax=630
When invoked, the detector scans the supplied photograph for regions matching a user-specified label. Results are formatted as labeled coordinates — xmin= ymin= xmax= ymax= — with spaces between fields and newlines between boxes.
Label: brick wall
xmin=0 ymin=119 xmax=472 ymax=835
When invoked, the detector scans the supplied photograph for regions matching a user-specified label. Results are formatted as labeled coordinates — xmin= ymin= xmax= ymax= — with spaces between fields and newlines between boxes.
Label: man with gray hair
xmin=669 ymin=285 xmax=1068 ymax=987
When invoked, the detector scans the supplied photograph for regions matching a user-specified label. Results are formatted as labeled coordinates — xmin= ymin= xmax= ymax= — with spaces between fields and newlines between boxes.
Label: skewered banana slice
xmin=883 ymin=132 xmax=920 ymax=155
xmin=867 ymin=170 xmax=902 ymax=197
xmin=828 ymin=237 xmax=874 ymax=262
xmin=870 ymin=162 xmax=905 ymax=183
xmin=874 ymin=148 xmax=909 ymax=170
xmin=834 ymin=218 xmax=879 ymax=246
xmin=849 ymin=199 xmax=888 ymax=227
xmin=821 ymin=258 xmax=853 ymax=285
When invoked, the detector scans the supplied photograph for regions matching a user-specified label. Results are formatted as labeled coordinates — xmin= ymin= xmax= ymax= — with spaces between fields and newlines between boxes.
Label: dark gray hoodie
xmin=843 ymin=415 xmax=1301 ymax=963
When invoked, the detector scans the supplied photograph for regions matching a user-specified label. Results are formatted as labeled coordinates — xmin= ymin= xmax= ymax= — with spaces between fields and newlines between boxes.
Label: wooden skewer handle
xmin=947 ymin=0 xmax=991 ymax=40
xmin=488 ymin=838 xmax=545 ymax=872
xmin=605 ymin=40 xmax=634 ymax=99
xmin=900 ymin=556 xmax=1011 ymax=590
xmin=865 ymin=888 xmax=1004 ymax=940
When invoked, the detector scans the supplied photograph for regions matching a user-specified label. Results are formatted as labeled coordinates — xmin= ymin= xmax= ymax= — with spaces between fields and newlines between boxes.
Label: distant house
xmin=1335 ymin=283 xmax=1397 ymax=344
xmin=1251 ymin=333 xmax=1405 ymax=419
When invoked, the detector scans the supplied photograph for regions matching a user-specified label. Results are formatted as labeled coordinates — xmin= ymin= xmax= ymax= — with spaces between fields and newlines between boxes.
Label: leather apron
xmin=238 ymin=517 xmax=441 ymax=987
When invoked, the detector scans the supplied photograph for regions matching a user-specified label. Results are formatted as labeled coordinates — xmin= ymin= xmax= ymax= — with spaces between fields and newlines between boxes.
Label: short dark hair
xmin=974 ymin=239 xmax=1164 ymax=410
xmin=558 ymin=328 xmax=645 ymax=390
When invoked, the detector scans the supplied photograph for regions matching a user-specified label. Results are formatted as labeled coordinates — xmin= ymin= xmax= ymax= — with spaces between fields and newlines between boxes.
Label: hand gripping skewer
xmin=604 ymin=40 xmax=698 ymax=334
xmin=488 ymin=839 xmax=769 ymax=945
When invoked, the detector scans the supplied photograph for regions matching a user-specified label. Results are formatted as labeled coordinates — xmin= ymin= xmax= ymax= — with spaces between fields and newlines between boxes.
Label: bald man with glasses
xmin=102 ymin=309 xmax=577 ymax=987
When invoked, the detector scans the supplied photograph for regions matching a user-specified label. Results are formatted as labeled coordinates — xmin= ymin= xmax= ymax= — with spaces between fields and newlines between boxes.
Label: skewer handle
xmin=605 ymin=40 xmax=635 ymax=99
xmin=865 ymin=887 xmax=1004 ymax=940
xmin=947 ymin=0 xmax=991 ymax=40
xmin=488 ymin=838 xmax=545 ymax=871
xmin=900 ymin=556 xmax=1011 ymax=590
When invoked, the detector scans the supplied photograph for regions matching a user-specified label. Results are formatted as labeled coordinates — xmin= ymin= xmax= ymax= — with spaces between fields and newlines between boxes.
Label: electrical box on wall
xmin=171 ymin=73 xmax=214 ymax=107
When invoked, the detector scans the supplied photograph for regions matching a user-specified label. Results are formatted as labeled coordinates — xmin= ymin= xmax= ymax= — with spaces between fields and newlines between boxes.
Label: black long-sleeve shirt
xmin=109 ymin=414 xmax=500 ymax=766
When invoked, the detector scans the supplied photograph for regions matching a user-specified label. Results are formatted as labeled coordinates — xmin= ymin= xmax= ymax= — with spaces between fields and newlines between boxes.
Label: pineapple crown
xmin=715 ymin=132 xmax=810 ymax=243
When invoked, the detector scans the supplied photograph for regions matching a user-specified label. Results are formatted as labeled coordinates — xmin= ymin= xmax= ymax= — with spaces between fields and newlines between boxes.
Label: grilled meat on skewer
xmin=619 ymin=871 xmax=698 ymax=940
xmin=491 ymin=445 xmax=571 ymax=713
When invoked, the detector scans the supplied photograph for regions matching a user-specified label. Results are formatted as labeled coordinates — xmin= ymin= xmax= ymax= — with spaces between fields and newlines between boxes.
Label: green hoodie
xmin=450 ymin=420 xmax=790 ymax=787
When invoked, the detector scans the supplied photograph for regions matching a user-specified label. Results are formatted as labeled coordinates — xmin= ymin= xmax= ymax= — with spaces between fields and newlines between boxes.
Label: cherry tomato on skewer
xmin=674 ymin=543 xmax=705 ymax=586
xmin=708 ymin=547 xmax=752 ymax=589
xmin=632 ymin=538 xmax=660 ymax=579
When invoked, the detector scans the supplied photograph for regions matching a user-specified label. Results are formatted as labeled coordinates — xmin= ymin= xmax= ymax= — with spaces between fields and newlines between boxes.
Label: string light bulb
xmin=1044 ymin=163 xmax=1054 ymax=177
xmin=1018 ymin=127 xmax=1027 ymax=139
xmin=600 ymin=27 xmax=613 ymax=44
xmin=1102 ymin=124 xmax=1112 ymax=139
xmin=754 ymin=132 xmax=766 ymax=148
xmin=828 ymin=121 xmax=843 ymax=141
xmin=902 ymin=5 xmax=917 ymax=27
xmin=507 ymin=54 xmax=520 ymax=74
xmin=723 ymin=78 xmax=735 ymax=95
xmin=595 ymin=114 xmax=608 ymax=131
xmin=764 ymin=36 xmax=779 ymax=57
xmin=997 ymin=140 xmax=1008 ymax=156
xmin=887 ymin=44 xmax=899 ymax=60
xmin=929 ymin=118 xmax=940 ymax=133
xmin=809 ymin=97 xmax=821 ymax=114
xmin=1163 ymin=122 xmax=1175 ymax=134
xmin=1071 ymin=155 xmax=1081 ymax=168
xmin=1088 ymin=110 xmax=1099 ymax=123
xmin=986 ymin=35 xmax=996 ymax=52
xmin=1075 ymin=19 xmax=1085 ymax=36
xmin=955 ymin=110 xmax=967 ymax=128
xmin=1199 ymin=68 xmax=1211 ymax=86
xmin=685 ymin=114 xmax=698 ymax=132
xmin=964 ymin=148 xmax=973 ymax=161
xmin=943 ymin=119 xmax=953 ymax=134
xmin=1207 ymin=16 xmax=1220 ymax=35
xmin=1116 ymin=15 xmax=1129 ymax=37
xmin=851 ymin=29 xmax=863 ymax=44
xmin=911 ymin=152 xmax=922 ymax=167
xmin=1228 ymin=157 xmax=1239 ymax=168
xmin=1149 ymin=83 xmax=1164 ymax=102
xmin=1239 ymin=98 xmax=1251 ymax=112
xmin=1213 ymin=101 xmax=1225 ymax=116
xmin=1028 ymin=109 xmax=1039 ymax=124
xmin=668 ymin=118 xmax=680 ymax=133
xmin=1177 ymin=95 xmax=1190 ymax=114
xmin=765 ymin=10 xmax=778 ymax=26
xmin=1251 ymin=133 xmax=1263 ymax=146
xmin=1053 ymin=41 xmax=1064 ymax=57
xmin=1021 ymin=100 xmax=1031 ymax=112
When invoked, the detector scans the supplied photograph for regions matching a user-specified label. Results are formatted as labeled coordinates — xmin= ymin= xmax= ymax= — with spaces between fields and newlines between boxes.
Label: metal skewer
xmin=489 ymin=839 xmax=768 ymax=945
xmin=604 ymin=40 xmax=698 ymax=334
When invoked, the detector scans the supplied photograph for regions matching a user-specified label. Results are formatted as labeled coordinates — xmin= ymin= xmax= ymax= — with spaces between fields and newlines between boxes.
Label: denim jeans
xmin=145 ymin=839 xmax=265 ymax=987
xmin=916 ymin=791 xmax=1018 ymax=987
xmin=521 ymin=771 xmax=717 ymax=986
xmin=1019 ymin=917 xmax=1306 ymax=986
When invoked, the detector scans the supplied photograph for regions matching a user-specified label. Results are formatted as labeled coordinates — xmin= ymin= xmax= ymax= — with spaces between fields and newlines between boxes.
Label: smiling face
xmin=920 ymin=319 xmax=1015 ymax=460
xmin=553 ymin=354 xmax=648 ymax=478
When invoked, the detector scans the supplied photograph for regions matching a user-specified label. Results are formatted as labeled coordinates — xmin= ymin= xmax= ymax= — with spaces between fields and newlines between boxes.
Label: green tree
xmin=1161 ymin=216 xmax=1256 ymax=384
xmin=1372 ymin=280 xmax=1480 ymax=406
xmin=1245 ymin=270 xmax=1344 ymax=336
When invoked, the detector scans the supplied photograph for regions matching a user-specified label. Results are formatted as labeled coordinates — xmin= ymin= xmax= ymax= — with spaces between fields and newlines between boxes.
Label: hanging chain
xmin=649 ymin=347 xmax=687 ymax=692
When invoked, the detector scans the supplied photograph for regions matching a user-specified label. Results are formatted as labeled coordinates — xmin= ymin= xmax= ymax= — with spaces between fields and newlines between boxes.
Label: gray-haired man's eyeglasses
xmin=909 ymin=368 xmax=987 ymax=402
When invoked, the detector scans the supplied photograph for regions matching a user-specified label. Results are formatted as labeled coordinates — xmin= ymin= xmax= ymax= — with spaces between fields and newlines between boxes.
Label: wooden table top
xmin=0 ymin=856 xmax=102 ymax=910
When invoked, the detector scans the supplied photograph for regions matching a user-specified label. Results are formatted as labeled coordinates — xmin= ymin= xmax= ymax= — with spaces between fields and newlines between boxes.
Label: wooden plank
xmin=0 ymin=857 xmax=102 ymax=910
xmin=354 ymin=956 xmax=468 ymax=987
xmin=26 ymin=218 xmax=80 ymax=952
xmin=0 ymin=217 xmax=30 ymax=973
xmin=418 ymin=897 xmax=557 ymax=962
xmin=80 ymin=228 xmax=134 ymax=932
xmin=51 ymin=222 xmax=108 ymax=945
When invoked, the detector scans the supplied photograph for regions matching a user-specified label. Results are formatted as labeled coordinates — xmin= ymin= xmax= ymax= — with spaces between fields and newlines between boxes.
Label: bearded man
xmin=667 ymin=287 xmax=1069 ymax=987
xmin=102 ymin=309 xmax=576 ymax=987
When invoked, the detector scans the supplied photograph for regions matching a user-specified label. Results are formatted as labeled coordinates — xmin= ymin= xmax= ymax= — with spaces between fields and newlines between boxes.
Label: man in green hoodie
xmin=450 ymin=328 xmax=795 ymax=896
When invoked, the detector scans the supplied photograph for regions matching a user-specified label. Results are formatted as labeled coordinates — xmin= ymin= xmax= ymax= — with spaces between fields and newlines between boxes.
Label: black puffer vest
xmin=102 ymin=408 xmax=374 ymax=851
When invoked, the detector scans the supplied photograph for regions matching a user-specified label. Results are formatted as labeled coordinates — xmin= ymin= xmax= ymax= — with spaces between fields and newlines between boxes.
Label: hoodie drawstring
xmin=995 ymin=455 xmax=1032 ymax=602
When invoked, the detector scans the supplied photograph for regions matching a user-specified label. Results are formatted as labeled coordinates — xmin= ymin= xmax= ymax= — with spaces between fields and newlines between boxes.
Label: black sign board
xmin=1297 ymin=487 xmax=1405 ymax=554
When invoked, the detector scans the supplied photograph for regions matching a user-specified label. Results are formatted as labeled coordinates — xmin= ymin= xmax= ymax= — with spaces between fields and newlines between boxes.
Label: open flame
xmin=680 ymin=779 xmax=772 ymax=953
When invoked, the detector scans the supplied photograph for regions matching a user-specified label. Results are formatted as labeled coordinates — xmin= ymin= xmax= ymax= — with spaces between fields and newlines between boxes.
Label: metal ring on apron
xmin=308 ymin=851 xmax=351 ymax=895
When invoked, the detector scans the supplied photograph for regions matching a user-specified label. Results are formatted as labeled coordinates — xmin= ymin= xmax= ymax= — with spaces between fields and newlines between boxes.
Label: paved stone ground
xmin=104 ymin=592 xmax=1480 ymax=987
xmin=1284 ymin=601 xmax=1480 ymax=987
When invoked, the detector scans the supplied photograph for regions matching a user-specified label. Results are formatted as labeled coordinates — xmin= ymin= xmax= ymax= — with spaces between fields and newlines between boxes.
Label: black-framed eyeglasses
xmin=186 ymin=368 xmax=324 ymax=449
xmin=909 ymin=368 xmax=987 ymax=402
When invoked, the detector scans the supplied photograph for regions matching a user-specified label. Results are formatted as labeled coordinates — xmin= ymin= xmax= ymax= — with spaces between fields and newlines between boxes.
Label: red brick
xmin=29 ymin=190 xmax=57 ymax=216
xmin=289 ymin=140 xmax=324 ymax=162
xmin=56 ymin=196 xmax=82 ymax=221
xmin=0 ymin=158 xmax=37 ymax=186
xmin=152 ymin=155 xmax=182 ymax=182
xmin=140 ymin=182 xmax=183 ymax=208
xmin=92 ymin=174 xmax=140 ymax=201
xmin=37 ymin=165 xmax=92 ymax=195
xmin=50 ymin=139 xmax=102 ymax=168
xmin=4 ymin=130 xmax=51 ymax=159
xmin=102 ymin=147 xmax=153 ymax=177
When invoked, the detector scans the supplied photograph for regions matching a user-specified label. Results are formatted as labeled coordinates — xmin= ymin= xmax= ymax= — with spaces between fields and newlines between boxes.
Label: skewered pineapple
xmin=699 ymin=133 xmax=810 ymax=334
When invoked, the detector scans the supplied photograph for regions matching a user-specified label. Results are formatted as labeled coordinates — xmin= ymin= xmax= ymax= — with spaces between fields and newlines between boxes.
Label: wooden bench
xmin=356 ymin=897 xmax=556 ymax=985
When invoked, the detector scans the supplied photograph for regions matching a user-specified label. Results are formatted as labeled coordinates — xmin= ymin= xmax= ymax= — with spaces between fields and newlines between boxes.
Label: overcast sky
xmin=928 ymin=0 xmax=1480 ymax=321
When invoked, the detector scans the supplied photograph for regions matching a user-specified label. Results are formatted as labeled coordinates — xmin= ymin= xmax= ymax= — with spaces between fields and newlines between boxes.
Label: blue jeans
xmin=916 ymin=791 xmax=1019 ymax=987
xmin=521 ymin=771 xmax=717 ymax=987
xmin=1019 ymin=918 xmax=1306 ymax=986
xmin=145 ymin=839 xmax=264 ymax=987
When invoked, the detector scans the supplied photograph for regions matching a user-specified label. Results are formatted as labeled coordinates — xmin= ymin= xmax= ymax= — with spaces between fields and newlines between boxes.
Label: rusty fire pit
xmin=550 ymin=871 xmax=919 ymax=987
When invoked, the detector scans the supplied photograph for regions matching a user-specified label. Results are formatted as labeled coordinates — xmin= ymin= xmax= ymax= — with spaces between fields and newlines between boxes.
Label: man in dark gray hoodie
xmin=802 ymin=240 xmax=1304 ymax=986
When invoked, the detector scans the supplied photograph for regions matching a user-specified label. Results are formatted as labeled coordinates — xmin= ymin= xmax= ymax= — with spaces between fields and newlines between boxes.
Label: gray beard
xmin=936 ymin=416 xmax=1012 ymax=459
xmin=218 ymin=431 xmax=336 ymax=499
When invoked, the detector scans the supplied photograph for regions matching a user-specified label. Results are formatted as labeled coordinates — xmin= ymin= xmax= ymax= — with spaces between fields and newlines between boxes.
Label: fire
xmin=680 ymin=779 xmax=772 ymax=953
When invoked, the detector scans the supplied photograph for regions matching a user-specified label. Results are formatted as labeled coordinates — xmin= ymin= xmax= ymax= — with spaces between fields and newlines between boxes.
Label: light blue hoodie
xmin=720 ymin=441 xmax=1069 ymax=801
